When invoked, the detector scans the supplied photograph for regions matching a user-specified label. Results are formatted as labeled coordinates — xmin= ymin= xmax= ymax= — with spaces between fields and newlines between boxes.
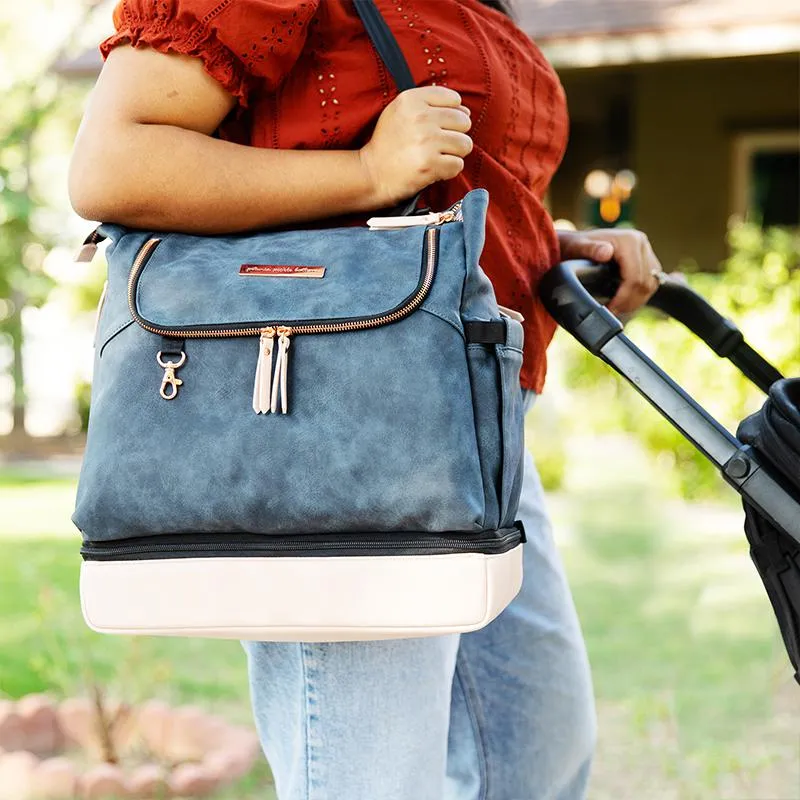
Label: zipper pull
xmin=367 ymin=212 xmax=443 ymax=230
xmin=270 ymin=327 xmax=292 ymax=414
xmin=252 ymin=327 xmax=275 ymax=414
xmin=367 ymin=201 xmax=462 ymax=230
xmin=75 ymin=228 xmax=106 ymax=262
xmin=497 ymin=304 xmax=525 ymax=323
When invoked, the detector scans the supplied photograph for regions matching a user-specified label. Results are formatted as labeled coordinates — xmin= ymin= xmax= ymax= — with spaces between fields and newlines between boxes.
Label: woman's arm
xmin=69 ymin=46 xmax=472 ymax=233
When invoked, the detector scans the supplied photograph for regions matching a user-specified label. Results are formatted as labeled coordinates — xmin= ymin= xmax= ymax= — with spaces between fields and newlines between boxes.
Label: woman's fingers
xmin=432 ymin=107 xmax=472 ymax=133
xmin=420 ymin=86 xmax=466 ymax=108
xmin=567 ymin=228 xmax=664 ymax=316
xmin=438 ymin=130 xmax=474 ymax=158
xmin=607 ymin=232 xmax=663 ymax=314
xmin=435 ymin=154 xmax=466 ymax=181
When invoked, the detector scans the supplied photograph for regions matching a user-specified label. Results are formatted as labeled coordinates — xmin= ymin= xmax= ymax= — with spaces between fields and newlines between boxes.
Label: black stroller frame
xmin=540 ymin=261 xmax=800 ymax=679
xmin=540 ymin=262 xmax=799 ymax=541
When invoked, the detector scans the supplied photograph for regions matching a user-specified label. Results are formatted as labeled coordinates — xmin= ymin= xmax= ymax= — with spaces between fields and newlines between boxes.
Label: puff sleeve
xmin=100 ymin=0 xmax=320 ymax=106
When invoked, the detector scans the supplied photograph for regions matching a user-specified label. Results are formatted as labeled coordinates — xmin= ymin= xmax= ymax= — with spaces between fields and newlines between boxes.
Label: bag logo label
xmin=239 ymin=264 xmax=326 ymax=278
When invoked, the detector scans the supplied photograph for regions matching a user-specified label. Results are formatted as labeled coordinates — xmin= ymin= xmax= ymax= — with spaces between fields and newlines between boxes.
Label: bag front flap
xmin=129 ymin=224 xmax=433 ymax=331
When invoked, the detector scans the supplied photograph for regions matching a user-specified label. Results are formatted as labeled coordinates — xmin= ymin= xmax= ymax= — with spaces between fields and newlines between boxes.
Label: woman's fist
xmin=359 ymin=87 xmax=473 ymax=205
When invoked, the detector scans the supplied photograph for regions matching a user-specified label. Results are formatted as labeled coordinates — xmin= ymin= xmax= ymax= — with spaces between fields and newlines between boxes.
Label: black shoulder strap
xmin=352 ymin=0 xmax=416 ymax=91
xmin=352 ymin=0 xmax=422 ymax=216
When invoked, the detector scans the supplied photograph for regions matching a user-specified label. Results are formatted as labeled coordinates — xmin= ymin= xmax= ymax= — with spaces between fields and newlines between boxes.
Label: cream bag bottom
xmin=80 ymin=545 xmax=523 ymax=641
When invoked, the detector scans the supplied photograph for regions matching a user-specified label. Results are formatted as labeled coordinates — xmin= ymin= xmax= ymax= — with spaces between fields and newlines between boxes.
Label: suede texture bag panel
xmin=72 ymin=189 xmax=525 ymax=543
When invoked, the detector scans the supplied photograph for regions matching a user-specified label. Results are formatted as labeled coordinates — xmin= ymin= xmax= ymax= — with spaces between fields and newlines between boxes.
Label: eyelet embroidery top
xmin=101 ymin=0 xmax=569 ymax=393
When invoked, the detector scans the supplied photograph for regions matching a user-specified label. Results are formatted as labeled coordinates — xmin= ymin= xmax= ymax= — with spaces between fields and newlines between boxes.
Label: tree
xmin=0 ymin=88 xmax=57 ymax=434
xmin=0 ymin=1 xmax=103 ymax=435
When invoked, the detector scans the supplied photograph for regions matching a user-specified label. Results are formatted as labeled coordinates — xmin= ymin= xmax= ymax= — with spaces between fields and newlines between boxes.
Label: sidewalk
xmin=0 ymin=433 xmax=85 ymax=477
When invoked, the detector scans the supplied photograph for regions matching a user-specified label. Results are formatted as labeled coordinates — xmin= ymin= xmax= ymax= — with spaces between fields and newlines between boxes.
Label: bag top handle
xmin=352 ymin=0 xmax=417 ymax=92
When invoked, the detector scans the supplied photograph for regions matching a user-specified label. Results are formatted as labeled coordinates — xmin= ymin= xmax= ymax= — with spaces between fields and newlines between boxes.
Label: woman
xmin=69 ymin=1 xmax=663 ymax=797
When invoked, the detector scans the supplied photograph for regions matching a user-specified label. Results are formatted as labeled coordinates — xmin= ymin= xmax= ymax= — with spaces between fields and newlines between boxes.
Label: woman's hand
xmin=556 ymin=228 xmax=665 ymax=315
xmin=359 ymin=87 xmax=473 ymax=206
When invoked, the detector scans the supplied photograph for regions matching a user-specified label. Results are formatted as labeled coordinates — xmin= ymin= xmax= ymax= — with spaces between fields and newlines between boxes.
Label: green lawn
xmin=1 ymin=443 xmax=798 ymax=799
xmin=546 ymin=434 xmax=799 ymax=799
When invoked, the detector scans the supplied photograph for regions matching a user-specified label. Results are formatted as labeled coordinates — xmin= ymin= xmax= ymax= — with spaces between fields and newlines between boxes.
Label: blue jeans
xmin=244 ymin=390 xmax=596 ymax=799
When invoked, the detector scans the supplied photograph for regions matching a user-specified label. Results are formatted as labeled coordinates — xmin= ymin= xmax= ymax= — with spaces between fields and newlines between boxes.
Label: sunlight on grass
xmin=0 ymin=470 xmax=78 ymax=538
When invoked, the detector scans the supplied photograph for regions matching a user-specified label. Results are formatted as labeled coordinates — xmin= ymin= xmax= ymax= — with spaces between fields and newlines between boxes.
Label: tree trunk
xmin=9 ymin=291 xmax=25 ymax=435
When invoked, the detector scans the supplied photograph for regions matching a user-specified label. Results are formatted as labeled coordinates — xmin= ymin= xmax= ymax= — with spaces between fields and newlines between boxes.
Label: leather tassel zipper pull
xmin=74 ymin=227 xmax=105 ymax=262
xmin=252 ymin=327 xmax=275 ymax=414
xmin=270 ymin=326 xmax=292 ymax=414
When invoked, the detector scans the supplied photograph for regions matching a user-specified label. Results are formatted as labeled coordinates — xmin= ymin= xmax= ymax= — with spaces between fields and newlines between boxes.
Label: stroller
xmin=539 ymin=261 xmax=800 ymax=682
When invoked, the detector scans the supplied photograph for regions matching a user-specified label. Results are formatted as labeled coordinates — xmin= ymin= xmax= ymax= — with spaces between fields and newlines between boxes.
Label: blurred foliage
xmin=0 ymin=1 xmax=101 ymax=433
xmin=70 ymin=263 xmax=108 ymax=314
xmin=74 ymin=377 xmax=93 ymax=432
xmin=543 ymin=221 xmax=800 ymax=499
xmin=527 ymin=418 xmax=567 ymax=492
xmin=0 ymin=84 xmax=58 ymax=431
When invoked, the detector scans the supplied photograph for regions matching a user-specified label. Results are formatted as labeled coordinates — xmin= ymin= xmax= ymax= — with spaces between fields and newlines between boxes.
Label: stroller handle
xmin=538 ymin=260 xmax=799 ymax=541
xmin=540 ymin=261 xmax=783 ymax=393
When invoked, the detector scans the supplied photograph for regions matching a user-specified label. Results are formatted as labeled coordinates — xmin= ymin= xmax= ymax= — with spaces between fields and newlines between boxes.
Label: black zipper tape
xmin=81 ymin=523 xmax=526 ymax=561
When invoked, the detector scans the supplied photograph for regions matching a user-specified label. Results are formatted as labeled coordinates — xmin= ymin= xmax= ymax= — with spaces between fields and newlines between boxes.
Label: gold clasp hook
xmin=157 ymin=351 xmax=186 ymax=400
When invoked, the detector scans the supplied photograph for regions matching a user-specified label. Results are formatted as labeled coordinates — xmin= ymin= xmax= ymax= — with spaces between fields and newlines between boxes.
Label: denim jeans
xmin=243 ymin=390 xmax=596 ymax=799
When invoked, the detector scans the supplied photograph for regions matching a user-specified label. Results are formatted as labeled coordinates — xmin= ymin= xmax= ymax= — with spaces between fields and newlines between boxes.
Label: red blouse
xmin=101 ymin=0 xmax=569 ymax=392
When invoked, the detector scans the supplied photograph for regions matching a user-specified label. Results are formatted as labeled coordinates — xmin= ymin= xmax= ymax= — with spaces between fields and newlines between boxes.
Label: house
xmin=521 ymin=0 xmax=800 ymax=270
xmin=58 ymin=0 xmax=800 ymax=271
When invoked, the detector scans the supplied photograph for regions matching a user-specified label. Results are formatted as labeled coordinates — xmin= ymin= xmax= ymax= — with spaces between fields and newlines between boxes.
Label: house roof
xmin=55 ymin=0 xmax=800 ymax=77
xmin=518 ymin=0 xmax=800 ymax=40
xmin=518 ymin=0 xmax=800 ymax=66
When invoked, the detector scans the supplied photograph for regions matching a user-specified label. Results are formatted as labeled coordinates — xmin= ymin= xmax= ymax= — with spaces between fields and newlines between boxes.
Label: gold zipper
xmin=127 ymin=227 xmax=440 ymax=339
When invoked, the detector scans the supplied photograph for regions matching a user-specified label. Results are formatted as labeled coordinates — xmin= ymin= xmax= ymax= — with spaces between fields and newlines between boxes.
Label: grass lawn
xmin=1 ymin=438 xmax=798 ymax=799
xmin=548 ymin=434 xmax=800 ymax=799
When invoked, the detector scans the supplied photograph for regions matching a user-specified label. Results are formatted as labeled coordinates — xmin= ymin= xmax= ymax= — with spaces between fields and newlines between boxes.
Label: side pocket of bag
xmin=465 ymin=342 xmax=502 ymax=530
xmin=464 ymin=315 xmax=525 ymax=531
xmin=496 ymin=325 xmax=525 ymax=529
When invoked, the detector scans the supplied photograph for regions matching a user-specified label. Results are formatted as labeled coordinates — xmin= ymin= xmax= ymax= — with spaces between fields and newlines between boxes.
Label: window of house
xmin=732 ymin=131 xmax=800 ymax=227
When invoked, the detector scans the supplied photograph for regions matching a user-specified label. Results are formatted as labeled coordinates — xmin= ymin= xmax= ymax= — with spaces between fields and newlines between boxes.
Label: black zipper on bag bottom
xmin=80 ymin=524 xmax=526 ymax=562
